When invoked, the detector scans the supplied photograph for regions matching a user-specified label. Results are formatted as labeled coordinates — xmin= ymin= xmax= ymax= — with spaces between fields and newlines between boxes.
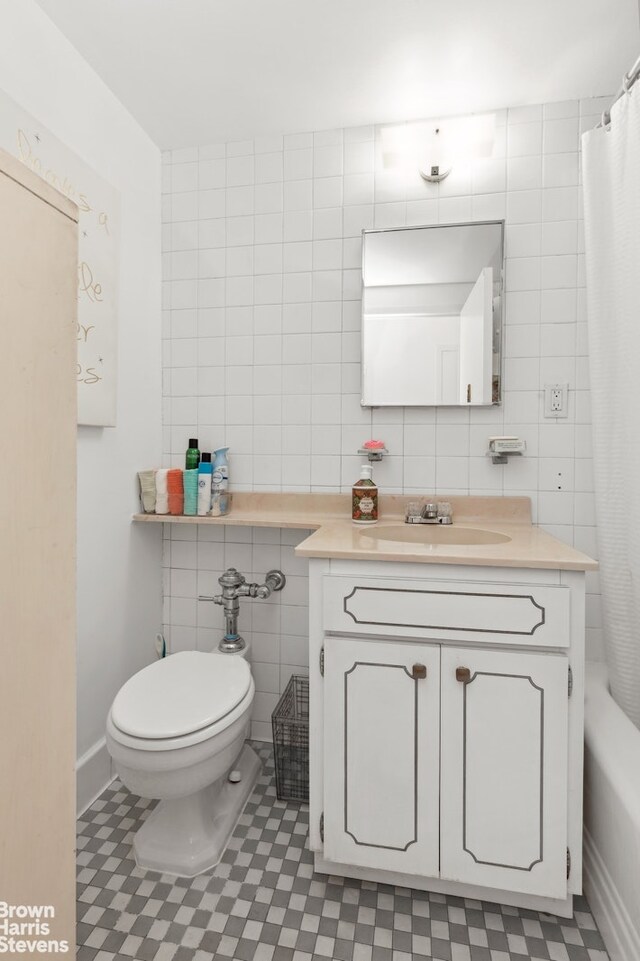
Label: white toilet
xmin=106 ymin=649 xmax=261 ymax=877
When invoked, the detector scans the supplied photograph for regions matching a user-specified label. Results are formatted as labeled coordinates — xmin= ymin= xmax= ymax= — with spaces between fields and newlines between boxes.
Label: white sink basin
xmin=358 ymin=524 xmax=512 ymax=546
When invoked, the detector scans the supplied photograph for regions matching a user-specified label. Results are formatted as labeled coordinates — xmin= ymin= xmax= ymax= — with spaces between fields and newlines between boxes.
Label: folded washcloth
xmin=167 ymin=468 xmax=184 ymax=515
xmin=155 ymin=468 xmax=169 ymax=514
xmin=183 ymin=469 xmax=198 ymax=516
xmin=138 ymin=469 xmax=157 ymax=513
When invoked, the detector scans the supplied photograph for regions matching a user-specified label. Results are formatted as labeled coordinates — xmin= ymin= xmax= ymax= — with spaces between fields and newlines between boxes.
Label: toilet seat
xmin=111 ymin=650 xmax=252 ymax=740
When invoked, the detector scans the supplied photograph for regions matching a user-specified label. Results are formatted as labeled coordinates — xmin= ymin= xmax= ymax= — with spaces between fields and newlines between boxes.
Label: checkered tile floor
xmin=77 ymin=742 xmax=608 ymax=961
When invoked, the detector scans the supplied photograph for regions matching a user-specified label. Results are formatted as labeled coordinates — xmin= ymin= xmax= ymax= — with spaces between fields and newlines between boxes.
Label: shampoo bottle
xmin=197 ymin=452 xmax=213 ymax=516
xmin=185 ymin=438 xmax=200 ymax=471
xmin=352 ymin=464 xmax=378 ymax=524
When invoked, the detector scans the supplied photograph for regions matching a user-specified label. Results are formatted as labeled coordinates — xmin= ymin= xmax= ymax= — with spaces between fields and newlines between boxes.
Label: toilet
xmin=106 ymin=649 xmax=261 ymax=877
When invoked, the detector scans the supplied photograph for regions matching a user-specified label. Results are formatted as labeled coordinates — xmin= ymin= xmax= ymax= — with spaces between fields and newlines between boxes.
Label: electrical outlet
xmin=550 ymin=388 xmax=563 ymax=412
xmin=544 ymin=383 xmax=569 ymax=418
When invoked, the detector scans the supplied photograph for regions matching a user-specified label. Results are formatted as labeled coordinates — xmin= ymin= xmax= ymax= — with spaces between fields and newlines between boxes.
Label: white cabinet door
xmin=440 ymin=647 xmax=569 ymax=898
xmin=323 ymin=637 xmax=440 ymax=876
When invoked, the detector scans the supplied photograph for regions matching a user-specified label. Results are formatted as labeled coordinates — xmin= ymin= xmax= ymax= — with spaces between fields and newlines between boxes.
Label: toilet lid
xmin=111 ymin=651 xmax=252 ymax=739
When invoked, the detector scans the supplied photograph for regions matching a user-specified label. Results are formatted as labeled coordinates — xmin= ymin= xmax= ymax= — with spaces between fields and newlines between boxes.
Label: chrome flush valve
xmin=198 ymin=567 xmax=286 ymax=653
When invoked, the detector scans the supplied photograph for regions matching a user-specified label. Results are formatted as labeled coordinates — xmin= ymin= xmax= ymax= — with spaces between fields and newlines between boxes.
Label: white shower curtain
xmin=582 ymin=89 xmax=640 ymax=728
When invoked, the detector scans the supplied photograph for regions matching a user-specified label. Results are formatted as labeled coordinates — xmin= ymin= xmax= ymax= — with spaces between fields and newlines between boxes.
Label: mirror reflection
xmin=361 ymin=221 xmax=504 ymax=407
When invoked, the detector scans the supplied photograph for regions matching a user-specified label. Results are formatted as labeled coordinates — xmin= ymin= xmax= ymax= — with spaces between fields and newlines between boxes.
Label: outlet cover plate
xmin=544 ymin=383 xmax=569 ymax=418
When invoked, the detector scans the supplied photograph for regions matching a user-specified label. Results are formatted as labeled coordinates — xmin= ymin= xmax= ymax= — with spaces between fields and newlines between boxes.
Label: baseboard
xmin=250 ymin=721 xmax=273 ymax=742
xmin=76 ymin=737 xmax=115 ymax=816
xmin=583 ymin=828 xmax=640 ymax=961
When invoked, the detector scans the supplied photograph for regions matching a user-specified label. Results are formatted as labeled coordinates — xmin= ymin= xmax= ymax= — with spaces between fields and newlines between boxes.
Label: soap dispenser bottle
xmin=197 ymin=453 xmax=213 ymax=516
xmin=352 ymin=464 xmax=378 ymax=524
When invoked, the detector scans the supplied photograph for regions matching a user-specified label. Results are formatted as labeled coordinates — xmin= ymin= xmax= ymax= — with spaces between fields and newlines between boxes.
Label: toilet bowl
xmin=106 ymin=649 xmax=261 ymax=877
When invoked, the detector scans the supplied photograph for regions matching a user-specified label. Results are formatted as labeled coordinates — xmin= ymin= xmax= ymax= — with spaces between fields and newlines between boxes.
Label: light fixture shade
xmin=419 ymin=127 xmax=452 ymax=181
xmin=418 ymin=163 xmax=451 ymax=182
xmin=380 ymin=113 xmax=497 ymax=182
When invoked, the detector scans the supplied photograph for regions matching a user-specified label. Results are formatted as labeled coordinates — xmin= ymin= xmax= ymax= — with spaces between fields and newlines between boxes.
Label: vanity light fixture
xmin=419 ymin=127 xmax=451 ymax=182
xmin=417 ymin=113 xmax=497 ymax=184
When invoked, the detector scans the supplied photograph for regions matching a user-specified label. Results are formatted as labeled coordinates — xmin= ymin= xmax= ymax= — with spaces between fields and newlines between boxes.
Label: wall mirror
xmin=361 ymin=221 xmax=504 ymax=407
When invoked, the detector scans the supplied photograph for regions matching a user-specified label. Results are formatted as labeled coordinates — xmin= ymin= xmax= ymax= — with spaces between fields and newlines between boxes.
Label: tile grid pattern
xmin=160 ymin=99 xmax=608 ymax=732
xmin=163 ymin=524 xmax=311 ymax=740
xmin=77 ymin=743 xmax=609 ymax=961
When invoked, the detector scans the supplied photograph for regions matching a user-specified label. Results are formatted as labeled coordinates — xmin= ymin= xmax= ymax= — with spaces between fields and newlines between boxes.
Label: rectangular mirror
xmin=361 ymin=221 xmax=504 ymax=407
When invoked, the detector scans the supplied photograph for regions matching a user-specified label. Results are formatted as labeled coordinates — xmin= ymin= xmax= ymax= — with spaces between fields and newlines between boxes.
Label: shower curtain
xmin=582 ymin=88 xmax=640 ymax=728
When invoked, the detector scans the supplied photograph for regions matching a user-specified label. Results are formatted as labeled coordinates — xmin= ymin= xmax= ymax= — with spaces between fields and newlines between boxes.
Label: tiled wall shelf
xmin=133 ymin=510 xmax=325 ymax=529
xmin=134 ymin=491 xmax=348 ymax=529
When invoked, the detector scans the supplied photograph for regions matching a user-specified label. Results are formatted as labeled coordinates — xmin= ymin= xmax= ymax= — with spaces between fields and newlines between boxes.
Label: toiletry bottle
xmin=212 ymin=447 xmax=229 ymax=490
xmin=185 ymin=438 xmax=200 ymax=471
xmin=211 ymin=447 xmax=230 ymax=516
xmin=197 ymin=453 xmax=212 ymax=516
xmin=183 ymin=470 xmax=199 ymax=516
xmin=352 ymin=464 xmax=378 ymax=524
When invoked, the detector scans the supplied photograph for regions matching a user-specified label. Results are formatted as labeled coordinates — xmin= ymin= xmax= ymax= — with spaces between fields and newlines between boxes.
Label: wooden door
xmin=0 ymin=149 xmax=77 ymax=945
xmin=440 ymin=646 xmax=569 ymax=898
xmin=323 ymin=637 xmax=440 ymax=876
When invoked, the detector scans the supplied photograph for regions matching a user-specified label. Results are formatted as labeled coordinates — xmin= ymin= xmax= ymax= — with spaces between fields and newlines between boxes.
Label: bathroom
xmin=1 ymin=0 xmax=639 ymax=958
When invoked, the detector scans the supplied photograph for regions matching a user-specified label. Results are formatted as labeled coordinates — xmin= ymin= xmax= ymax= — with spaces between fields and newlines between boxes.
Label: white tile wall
xmin=162 ymin=522 xmax=312 ymax=740
xmin=162 ymin=97 xmax=609 ymax=737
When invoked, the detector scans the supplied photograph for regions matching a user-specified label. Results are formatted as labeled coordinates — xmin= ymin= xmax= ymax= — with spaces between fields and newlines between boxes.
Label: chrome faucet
xmin=198 ymin=567 xmax=286 ymax=653
xmin=405 ymin=501 xmax=453 ymax=525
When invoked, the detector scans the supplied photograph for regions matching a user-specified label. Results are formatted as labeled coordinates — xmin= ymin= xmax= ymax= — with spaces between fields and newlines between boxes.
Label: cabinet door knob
xmin=456 ymin=666 xmax=471 ymax=683
xmin=411 ymin=663 xmax=427 ymax=680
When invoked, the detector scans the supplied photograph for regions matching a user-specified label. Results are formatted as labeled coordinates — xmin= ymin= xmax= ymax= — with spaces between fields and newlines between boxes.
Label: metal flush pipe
xmin=198 ymin=567 xmax=286 ymax=653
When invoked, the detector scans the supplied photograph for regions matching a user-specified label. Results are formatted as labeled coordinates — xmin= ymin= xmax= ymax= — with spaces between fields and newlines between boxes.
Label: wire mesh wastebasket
xmin=272 ymin=674 xmax=309 ymax=802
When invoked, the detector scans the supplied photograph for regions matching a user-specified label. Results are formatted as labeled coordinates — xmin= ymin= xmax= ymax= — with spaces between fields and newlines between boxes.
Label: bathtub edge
xmin=583 ymin=827 xmax=640 ymax=961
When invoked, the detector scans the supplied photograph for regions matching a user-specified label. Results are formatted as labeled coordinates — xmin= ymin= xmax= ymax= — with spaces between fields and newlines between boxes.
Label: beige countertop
xmin=294 ymin=494 xmax=597 ymax=570
xmin=134 ymin=492 xmax=597 ymax=571
xmin=296 ymin=518 xmax=598 ymax=570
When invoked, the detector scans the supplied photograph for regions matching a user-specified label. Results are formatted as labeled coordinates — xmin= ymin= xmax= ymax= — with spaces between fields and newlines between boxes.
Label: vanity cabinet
xmin=323 ymin=638 xmax=569 ymax=898
xmin=308 ymin=560 xmax=586 ymax=917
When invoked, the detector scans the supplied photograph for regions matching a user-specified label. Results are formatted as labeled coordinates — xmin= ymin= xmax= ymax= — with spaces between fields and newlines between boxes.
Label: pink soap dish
xmin=358 ymin=441 xmax=389 ymax=462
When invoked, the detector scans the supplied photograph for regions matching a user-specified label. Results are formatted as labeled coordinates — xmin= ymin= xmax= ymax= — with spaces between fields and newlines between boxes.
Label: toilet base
xmin=133 ymin=744 xmax=261 ymax=877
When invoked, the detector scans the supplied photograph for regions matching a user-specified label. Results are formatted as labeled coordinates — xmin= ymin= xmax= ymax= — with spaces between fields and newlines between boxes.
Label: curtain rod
xmin=600 ymin=52 xmax=640 ymax=126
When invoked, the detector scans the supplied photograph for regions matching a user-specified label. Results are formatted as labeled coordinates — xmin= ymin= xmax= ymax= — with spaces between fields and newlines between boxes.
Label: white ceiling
xmin=34 ymin=0 xmax=639 ymax=149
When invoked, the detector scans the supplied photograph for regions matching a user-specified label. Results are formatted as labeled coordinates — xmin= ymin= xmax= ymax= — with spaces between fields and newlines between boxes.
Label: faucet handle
xmin=437 ymin=502 xmax=453 ymax=524
xmin=405 ymin=501 xmax=422 ymax=523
